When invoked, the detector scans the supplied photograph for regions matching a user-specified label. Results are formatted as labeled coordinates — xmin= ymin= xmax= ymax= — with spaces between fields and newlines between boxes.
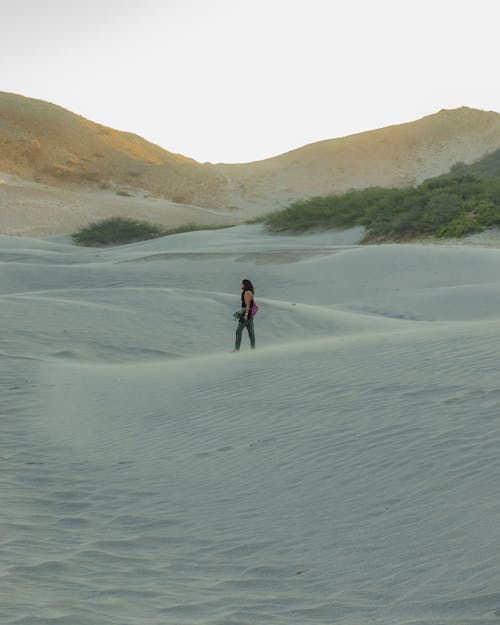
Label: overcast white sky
xmin=2 ymin=0 xmax=499 ymax=163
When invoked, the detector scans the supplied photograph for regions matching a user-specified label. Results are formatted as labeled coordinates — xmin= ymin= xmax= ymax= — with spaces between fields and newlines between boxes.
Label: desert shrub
xmin=467 ymin=198 xmax=500 ymax=226
xmin=264 ymin=190 xmax=371 ymax=232
xmin=261 ymin=164 xmax=500 ymax=242
xmin=450 ymin=161 xmax=468 ymax=176
xmin=72 ymin=217 xmax=164 ymax=246
xmin=436 ymin=213 xmax=482 ymax=238
xmin=162 ymin=223 xmax=233 ymax=236
xmin=436 ymin=199 xmax=500 ymax=237
xmin=359 ymin=188 xmax=409 ymax=236
xmin=72 ymin=218 xmax=233 ymax=246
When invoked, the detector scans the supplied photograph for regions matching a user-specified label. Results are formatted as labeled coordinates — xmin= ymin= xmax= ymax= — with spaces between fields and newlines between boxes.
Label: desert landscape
xmin=3 ymin=92 xmax=500 ymax=235
xmin=2 ymin=92 xmax=500 ymax=625
xmin=2 ymin=222 xmax=500 ymax=624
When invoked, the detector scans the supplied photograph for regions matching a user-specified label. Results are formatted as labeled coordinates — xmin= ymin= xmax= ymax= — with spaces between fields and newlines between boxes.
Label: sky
xmin=2 ymin=0 xmax=499 ymax=163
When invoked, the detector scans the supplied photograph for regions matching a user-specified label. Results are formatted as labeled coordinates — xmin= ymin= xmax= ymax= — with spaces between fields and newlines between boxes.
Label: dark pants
xmin=235 ymin=318 xmax=255 ymax=350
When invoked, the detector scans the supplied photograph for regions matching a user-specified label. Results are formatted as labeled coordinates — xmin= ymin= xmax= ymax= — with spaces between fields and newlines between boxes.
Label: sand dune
xmin=2 ymin=225 xmax=500 ymax=624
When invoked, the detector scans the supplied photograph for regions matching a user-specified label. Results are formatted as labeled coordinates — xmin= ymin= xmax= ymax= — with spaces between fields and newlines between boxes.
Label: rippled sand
xmin=2 ymin=225 xmax=500 ymax=625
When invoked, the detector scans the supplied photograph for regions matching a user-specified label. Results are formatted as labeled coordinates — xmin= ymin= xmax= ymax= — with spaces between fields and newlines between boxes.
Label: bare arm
xmin=243 ymin=291 xmax=253 ymax=319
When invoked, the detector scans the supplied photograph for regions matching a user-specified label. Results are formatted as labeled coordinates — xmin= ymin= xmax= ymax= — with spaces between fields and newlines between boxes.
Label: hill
xmin=0 ymin=91 xmax=226 ymax=207
xmin=217 ymin=107 xmax=500 ymax=210
xmin=3 ymin=92 xmax=500 ymax=234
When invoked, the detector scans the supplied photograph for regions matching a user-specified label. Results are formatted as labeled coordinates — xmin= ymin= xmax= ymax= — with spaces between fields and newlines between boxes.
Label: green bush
xmin=161 ymin=223 xmax=233 ymax=236
xmin=436 ymin=213 xmax=482 ymax=238
xmin=450 ymin=161 xmax=468 ymax=176
xmin=472 ymin=198 xmax=500 ymax=226
xmin=436 ymin=199 xmax=500 ymax=238
xmin=72 ymin=217 xmax=165 ymax=246
xmin=259 ymin=166 xmax=500 ymax=242
xmin=264 ymin=190 xmax=371 ymax=232
xmin=72 ymin=218 xmax=233 ymax=246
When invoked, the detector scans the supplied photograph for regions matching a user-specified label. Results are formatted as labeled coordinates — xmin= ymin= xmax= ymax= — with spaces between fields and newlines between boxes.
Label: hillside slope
xmin=2 ymin=92 xmax=500 ymax=234
xmin=216 ymin=107 xmax=500 ymax=210
xmin=0 ymin=92 xmax=226 ymax=207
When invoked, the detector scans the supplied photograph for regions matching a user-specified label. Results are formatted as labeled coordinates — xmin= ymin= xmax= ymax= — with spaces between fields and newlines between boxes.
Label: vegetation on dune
xmin=466 ymin=147 xmax=500 ymax=180
xmin=72 ymin=217 xmax=165 ymax=246
xmin=160 ymin=223 xmax=233 ymax=236
xmin=258 ymin=150 xmax=500 ymax=242
xmin=74 ymin=149 xmax=500 ymax=245
xmin=72 ymin=217 xmax=232 ymax=246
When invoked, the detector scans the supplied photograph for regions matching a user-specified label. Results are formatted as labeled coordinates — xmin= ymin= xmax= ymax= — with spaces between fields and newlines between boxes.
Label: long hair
xmin=242 ymin=278 xmax=254 ymax=293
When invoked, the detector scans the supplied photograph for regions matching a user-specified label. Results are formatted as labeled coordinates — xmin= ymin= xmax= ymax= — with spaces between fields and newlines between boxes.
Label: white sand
xmin=2 ymin=224 xmax=500 ymax=625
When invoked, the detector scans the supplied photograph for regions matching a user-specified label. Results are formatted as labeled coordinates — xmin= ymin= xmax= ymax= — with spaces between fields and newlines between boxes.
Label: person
xmin=234 ymin=278 xmax=256 ymax=351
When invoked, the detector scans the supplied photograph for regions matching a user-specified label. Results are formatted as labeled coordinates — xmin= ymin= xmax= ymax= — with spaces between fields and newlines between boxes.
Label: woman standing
xmin=234 ymin=278 xmax=256 ymax=351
